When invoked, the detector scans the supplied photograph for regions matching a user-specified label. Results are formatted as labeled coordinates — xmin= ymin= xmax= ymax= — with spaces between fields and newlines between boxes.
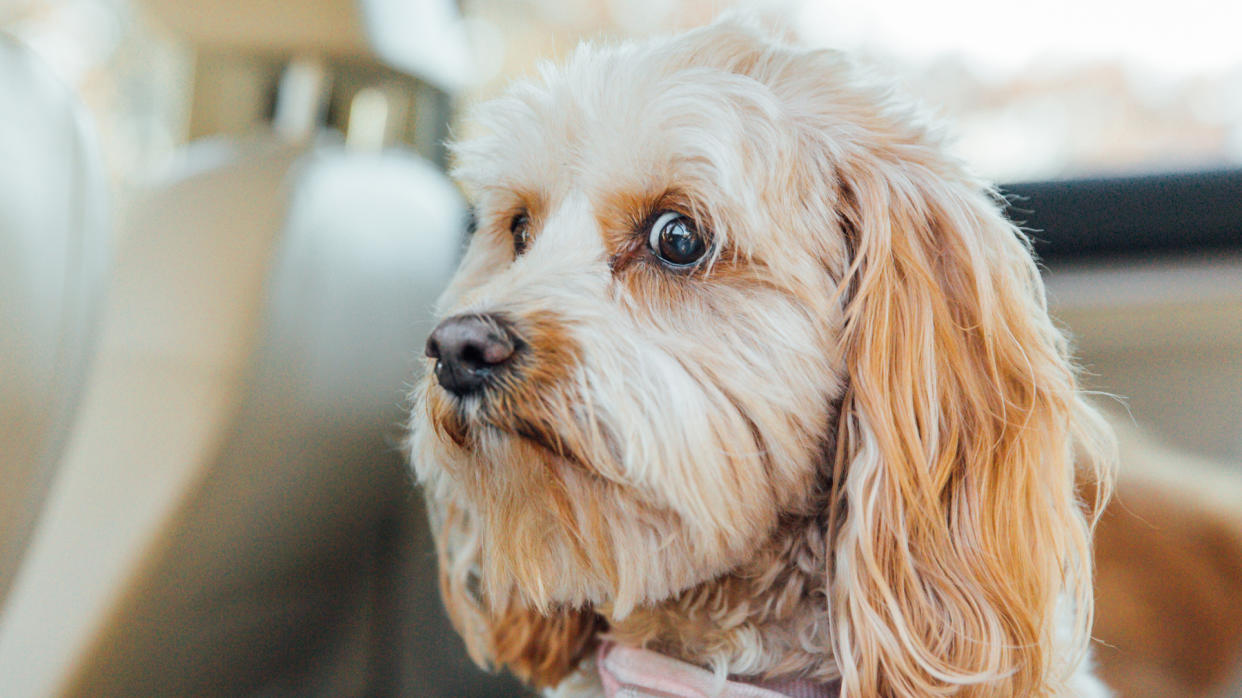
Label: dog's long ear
xmin=826 ymin=144 xmax=1115 ymax=695
xmin=430 ymin=497 xmax=604 ymax=690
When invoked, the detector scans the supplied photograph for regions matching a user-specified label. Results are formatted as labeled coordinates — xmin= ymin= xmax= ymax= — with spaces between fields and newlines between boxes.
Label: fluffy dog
xmin=409 ymin=18 xmax=1115 ymax=697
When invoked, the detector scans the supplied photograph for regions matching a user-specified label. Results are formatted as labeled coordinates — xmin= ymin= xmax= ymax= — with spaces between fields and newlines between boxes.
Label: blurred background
xmin=1 ymin=0 xmax=1239 ymax=696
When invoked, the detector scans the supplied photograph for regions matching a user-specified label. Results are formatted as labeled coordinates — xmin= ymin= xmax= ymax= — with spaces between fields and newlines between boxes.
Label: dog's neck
xmin=603 ymin=510 xmax=840 ymax=687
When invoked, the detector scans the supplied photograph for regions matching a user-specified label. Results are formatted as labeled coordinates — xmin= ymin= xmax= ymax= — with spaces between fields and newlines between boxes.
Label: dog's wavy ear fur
xmin=688 ymin=23 xmax=1113 ymax=690
xmin=824 ymin=135 xmax=1116 ymax=694
xmin=428 ymin=497 xmax=604 ymax=690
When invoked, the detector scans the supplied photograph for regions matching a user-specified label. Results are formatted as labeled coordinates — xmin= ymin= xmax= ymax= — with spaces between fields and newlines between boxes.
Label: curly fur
xmin=409 ymin=18 xmax=1115 ymax=697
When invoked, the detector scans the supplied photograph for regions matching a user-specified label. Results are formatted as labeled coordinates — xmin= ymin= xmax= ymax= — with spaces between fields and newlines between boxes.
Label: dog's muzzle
xmin=425 ymin=313 xmax=519 ymax=396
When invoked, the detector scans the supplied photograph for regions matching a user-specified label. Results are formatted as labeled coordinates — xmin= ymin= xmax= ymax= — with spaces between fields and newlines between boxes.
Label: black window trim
xmin=999 ymin=167 xmax=1242 ymax=263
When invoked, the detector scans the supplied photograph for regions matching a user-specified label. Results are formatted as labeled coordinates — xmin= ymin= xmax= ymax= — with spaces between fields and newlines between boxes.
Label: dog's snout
xmin=426 ymin=314 xmax=518 ymax=396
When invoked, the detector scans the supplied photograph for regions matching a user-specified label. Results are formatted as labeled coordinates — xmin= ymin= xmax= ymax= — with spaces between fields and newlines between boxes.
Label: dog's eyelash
xmin=510 ymin=212 xmax=531 ymax=256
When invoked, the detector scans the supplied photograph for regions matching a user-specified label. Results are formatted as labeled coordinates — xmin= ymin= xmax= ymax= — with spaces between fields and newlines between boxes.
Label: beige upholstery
xmin=0 ymin=35 xmax=109 ymax=606
xmin=138 ymin=0 xmax=471 ymax=92
xmin=66 ymin=147 xmax=467 ymax=695
xmin=1048 ymin=256 xmax=1242 ymax=463
xmin=0 ymin=135 xmax=303 ymax=695
xmin=0 ymin=135 xmax=483 ymax=695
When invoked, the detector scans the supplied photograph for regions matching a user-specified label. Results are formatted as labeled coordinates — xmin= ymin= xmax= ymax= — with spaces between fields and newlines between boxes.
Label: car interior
xmin=1 ymin=1 xmax=1240 ymax=696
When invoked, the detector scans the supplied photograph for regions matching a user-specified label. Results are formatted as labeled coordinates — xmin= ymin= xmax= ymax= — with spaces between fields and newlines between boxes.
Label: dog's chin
xmin=491 ymin=419 xmax=597 ymax=474
xmin=424 ymin=382 xmax=590 ymax=471
xmin=419 ymin=382 xmax=765 ymax=618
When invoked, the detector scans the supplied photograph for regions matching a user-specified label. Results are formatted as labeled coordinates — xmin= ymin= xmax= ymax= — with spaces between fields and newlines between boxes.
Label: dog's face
xmin=411 ymin=20 xmax=1112 ymax=697
xmin=415 ymin=27 xmax=849 ymax=616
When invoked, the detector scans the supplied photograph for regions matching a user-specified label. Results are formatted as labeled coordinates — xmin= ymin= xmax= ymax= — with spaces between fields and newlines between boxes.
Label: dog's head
xmin=410 ymin=18 xmax=1113 ymax=696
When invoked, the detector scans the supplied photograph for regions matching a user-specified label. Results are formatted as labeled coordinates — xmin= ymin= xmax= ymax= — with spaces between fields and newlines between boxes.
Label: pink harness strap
xmin=597 ymin=641 xmax=840 ymax=698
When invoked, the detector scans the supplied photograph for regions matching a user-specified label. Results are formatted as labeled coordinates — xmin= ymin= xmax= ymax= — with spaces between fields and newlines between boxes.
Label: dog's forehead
xmin=456 ymin=41 xmax=791 ymax=207
xmin=448 ymin=29 xmax=857 ymax=290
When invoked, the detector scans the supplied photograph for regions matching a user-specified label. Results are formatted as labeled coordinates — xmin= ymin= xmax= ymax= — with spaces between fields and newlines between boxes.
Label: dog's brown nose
xmin=425 ymin=314 xmax=517 ymax=396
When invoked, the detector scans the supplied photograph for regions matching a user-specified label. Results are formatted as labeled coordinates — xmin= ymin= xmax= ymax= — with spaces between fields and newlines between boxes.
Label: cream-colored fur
xmin=409 ymin=18 xmax=1115 ymax=697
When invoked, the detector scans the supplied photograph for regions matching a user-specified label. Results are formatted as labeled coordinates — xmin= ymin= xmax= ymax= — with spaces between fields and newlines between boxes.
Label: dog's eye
xmin=648 ymin=211 xmax=707 ymax=267
xmin=510 ymin=212 xmax=531 ymax=255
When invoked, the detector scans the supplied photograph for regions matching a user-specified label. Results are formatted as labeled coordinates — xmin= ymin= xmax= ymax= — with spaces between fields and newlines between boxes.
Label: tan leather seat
xmin=0 ymin=34 xmax=109 ymax=607
xmin=0 ymin=134 xmax=303 ymax=695
xmin=1 ymin=3 xmax=513 ymax=693
xmin=0 ymin=132 xmax=487 ymax=694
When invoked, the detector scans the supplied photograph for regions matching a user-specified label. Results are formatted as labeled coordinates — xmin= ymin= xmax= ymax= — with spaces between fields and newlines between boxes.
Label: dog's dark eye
xmin=510 ymin=212 xmax=530 ymax=255
xmin=648 ymin=211 xmax=707 ymax=267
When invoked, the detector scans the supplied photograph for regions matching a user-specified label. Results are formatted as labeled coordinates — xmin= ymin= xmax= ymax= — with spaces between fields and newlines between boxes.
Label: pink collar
xmin=597 ymin=641 xmax=840 ymax=698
